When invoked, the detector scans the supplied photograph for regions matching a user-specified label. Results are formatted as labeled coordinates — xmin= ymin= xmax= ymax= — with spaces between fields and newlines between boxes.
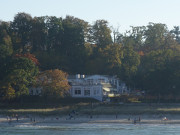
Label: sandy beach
xmin=1 ymin=114 xmax=180 ymax=125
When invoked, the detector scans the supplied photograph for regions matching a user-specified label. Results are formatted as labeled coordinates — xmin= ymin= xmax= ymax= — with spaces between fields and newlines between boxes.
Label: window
xmin=84 ymin=90 xmax=90 ymax=96
xmin=74 ymin=89 xmax=81 ymax=95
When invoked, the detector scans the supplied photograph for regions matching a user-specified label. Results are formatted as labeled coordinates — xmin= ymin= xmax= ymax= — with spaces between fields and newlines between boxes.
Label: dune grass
xmin=73 ymin=103 xmax=180 ymax=115
xmin=1 ymin=103 xmax=180 ymax=116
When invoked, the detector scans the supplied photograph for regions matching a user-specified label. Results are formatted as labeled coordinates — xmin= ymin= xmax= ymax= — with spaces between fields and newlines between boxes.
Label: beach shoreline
xmin=1 ymin=114 xmax=180 ymax=125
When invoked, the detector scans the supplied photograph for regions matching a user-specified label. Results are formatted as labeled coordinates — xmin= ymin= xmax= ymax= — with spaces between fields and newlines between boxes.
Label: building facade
xmin=68 ymin=74 xmax=129 ymax=101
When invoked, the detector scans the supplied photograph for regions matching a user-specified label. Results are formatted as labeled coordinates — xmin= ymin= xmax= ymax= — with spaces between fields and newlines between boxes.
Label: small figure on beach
xmin=72 ymin=110 xmax=78 ymax=116
xmin=72 ymin=110 xmax=75 ymax=114
xmin=67 ymin=110 xmax=78 ymax=120
xmin=67 ymin=113 xmax=73 ymax=120
xmin=8 ymin=116 xmax=12 ymax=124
xmin=133 ymin=118 xmax=137 ymax=124
xmin=10 ymin=116 xmax=12 ymax=121
xmin=138 ymin=116 xmax=141 ymax=122
xmin=7 ymin=115 xmax=9 ymax=121
xmin=162 ymin=117 xmax=168 ymax=121
xmin=128 ymin=117 xmax=130 ymax=121
xmin=16 ymin=114 xmax=19 ymax=122
xmin=34 ymin=117 xmax=36 ymax=122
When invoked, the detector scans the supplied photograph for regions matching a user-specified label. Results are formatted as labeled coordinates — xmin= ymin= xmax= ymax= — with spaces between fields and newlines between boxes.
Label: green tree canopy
xmin=0 ymin=57 xmax=38 ymax=99
xmin=136 ymin=49 xmax=180 ymax=95
xmin=120 ymin=44 xmax=140 ymax=84
xmin=0 ymin=21 xmax=13 ymax=59
xmin=90 ymin=20 xmax=112 ymax=48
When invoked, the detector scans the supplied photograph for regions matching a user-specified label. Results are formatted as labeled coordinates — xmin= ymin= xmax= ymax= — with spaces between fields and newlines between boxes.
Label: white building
xmin=29 ymin=87 xmax=42 ymax=95
xmin=68 ymin=74 xmax=129 ymax=101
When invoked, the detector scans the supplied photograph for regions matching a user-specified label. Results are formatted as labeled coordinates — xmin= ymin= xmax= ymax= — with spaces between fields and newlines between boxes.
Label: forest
xmin=0 ymin=12 xmax=180 ymax=101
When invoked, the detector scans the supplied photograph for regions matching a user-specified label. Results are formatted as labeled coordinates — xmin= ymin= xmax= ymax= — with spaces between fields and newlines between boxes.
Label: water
xmin=1 ymin=123 xmax=180 ymax=135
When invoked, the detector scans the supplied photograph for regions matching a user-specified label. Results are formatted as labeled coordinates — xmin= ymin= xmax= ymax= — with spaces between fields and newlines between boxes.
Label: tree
xmin=61 ymin=16 xmax=88 ymax=73
xmin=30 ymin=16 xmax=48 ymax=52
xmin=90 ymin=20 xmax=112 ymax=48
xmin=124 ymin=26 xmax=146 ymax=51
xmin=37 ymin=69 xmax=70 ymax=97
xmin=136 ymin=49 xmax=177 ymax=96
xmin=120 ymin=44 xmax=140 ymax=84
xmin=45 ymin=16 xmax=64 ymax=51
xmin=0 ymin=83 xmax=15 ymax=100
xmin=10 ymin=12 xmax=33 ymax=53
xmin=0 ymin=21 xmax=13 ymax=59
xmin=14 ymin=53 xmax=40 ymax=66
xmin=170 ymin=26 xmax=180 ymax=44
xmin=0 ymin=21 xmax=13 ymax=82
xmin=144 ymin=23 xmax=169 ymax=52
xmin=85 ymin=57 xmax=106 ymax=74
xmin=101 ymin=44 xmax=123 ymax=75
xmin=0 ymin=57 xmax=39 ymax=99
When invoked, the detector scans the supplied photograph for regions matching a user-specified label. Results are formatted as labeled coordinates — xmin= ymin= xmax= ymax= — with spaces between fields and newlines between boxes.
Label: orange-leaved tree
xmin=14 ymin=53 xmax=40 ymax=66
xmin=37 ymin=69 xmax=70 ymax=98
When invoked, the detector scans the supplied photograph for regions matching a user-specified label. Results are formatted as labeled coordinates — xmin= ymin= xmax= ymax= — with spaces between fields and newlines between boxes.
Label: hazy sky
xmin=0 ymin=0 xmax=180 ymax=32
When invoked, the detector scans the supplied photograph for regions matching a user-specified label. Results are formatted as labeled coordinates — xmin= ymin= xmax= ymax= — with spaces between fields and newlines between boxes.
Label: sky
xmin=0 ymin=0 xmax=180 ymax=33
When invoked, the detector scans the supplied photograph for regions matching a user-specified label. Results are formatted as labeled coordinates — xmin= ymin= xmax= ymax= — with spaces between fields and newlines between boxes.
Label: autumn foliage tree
xmin=37 ymin=69 xmax=70 ymax=98
xmin=14 ymin=53 xmax=40 ymax=65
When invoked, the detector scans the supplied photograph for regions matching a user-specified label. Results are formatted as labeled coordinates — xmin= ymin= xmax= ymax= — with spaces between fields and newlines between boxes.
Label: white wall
xmin=70 ymin=85 xmax=103 ymax=101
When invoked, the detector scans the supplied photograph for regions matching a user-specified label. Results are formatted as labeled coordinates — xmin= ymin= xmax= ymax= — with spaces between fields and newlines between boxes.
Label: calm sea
xmin=1 ymin=123 xmax=180 ymax=135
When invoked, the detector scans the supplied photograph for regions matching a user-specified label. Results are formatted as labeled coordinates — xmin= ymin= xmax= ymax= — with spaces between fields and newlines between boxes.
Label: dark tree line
xmin=1 ymin=12 xmax=180 ymax=100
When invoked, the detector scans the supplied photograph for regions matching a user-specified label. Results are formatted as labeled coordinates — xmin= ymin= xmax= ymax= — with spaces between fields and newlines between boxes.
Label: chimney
xmin=76 ymin=74 xmax=80 ymax=79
